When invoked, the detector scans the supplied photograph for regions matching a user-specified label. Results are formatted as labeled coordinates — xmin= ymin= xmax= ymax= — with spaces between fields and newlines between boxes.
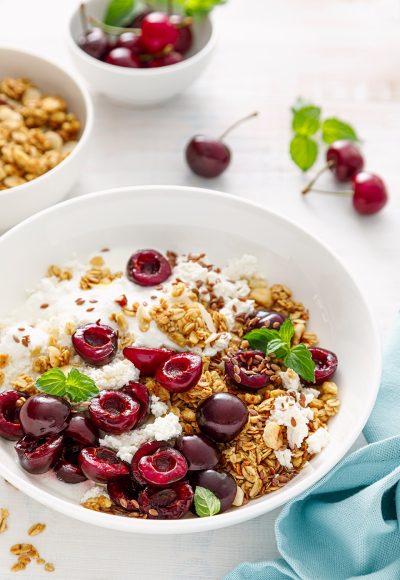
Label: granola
xmin=0 ymin=77 xmax=80 ymax=191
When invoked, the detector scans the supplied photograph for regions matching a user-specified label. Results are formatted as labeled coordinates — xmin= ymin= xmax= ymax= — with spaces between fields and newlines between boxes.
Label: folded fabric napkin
xmin=226 ymin=318 xmax=400 ymax=580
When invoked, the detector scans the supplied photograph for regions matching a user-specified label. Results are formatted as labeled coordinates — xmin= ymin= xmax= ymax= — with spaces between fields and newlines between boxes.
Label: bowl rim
xmin=67 ymin=0 xmax=217 ymax=77
xmin=0 ymin=46 xmax=93 ymax=200
xmin=0 ymin=185 xmax=382 ymax=534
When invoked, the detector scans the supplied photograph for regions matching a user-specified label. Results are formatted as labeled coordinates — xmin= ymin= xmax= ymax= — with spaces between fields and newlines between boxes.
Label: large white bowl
xmin=68 ymin=0 xmax=216 ymax=106
xmin=0 ymin=186 xmax=381 ymax=534
xmin=0 ymin=48 xmax=93 ymax=232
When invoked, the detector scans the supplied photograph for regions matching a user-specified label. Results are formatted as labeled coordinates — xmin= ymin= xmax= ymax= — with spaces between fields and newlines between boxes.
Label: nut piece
xmin=0 ymin=508 xmax=9 ymax=533
xmin=232 ymin=486 xmax=244 ymax=507
xmin=249 ymin=286 xmax=272 ymax=308
xmin=262 ymin=421 xmax=283 ymax=450
xmin=27 ymin=522 xmax=46 ymax=536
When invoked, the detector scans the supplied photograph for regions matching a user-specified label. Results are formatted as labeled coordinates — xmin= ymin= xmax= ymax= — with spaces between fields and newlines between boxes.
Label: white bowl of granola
xmin=0 ymin=186 xmax=380 ymax=533
xmin=0 ymin=47 xmax=93 ymax=232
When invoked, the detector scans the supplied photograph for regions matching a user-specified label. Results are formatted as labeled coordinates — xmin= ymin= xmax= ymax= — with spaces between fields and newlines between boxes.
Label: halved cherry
xmin=0 ymin=390 xmax=26 ymax=441
xmin=136 ymin=447 xmax=188 ymax=487
xmin=126 ymin=250 xmax=171 ymax=286
xmin=309 ymin=347 xmax=338 ymax=383
xmin=120 ymin=382 xmax=150 ymax=426
xmin=72 ymin=321 xmax=118 ymax=366
xmin=107 ymin=475 xmax=141 ymax=511
xmin=15 ymin=434 xmax=64 ymax=474
xmin=155 ymin=353 xmax=202 ymax=393
xmin=132 ymin=441 xmax=169 ymax=485
xmin=88 ymin=390 xmax=140 ymax=435
xmin=225 ymin=350 xmax=270 ymax=390
xmin=138 ymin=482 xmax=194 ymax=519
xmin=79 ymin=447 xmax=129 ymax=483
xmin=123 ymin=346 xmax=174 ymax=376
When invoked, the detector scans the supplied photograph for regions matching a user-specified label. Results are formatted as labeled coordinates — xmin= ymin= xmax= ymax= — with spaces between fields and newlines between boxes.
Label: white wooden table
xmin=0 ymin=0 xmax=399 ymax=577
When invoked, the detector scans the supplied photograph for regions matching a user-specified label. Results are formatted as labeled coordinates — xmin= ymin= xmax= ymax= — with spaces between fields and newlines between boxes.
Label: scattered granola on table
xmin=0 ymin=77 xmax=80 ymax=190
xmin=0 ymin=248 xmax=339 ymax=519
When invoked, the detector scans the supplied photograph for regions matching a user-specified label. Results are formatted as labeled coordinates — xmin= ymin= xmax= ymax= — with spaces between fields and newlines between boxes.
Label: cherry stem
xmin=80 ymin=3 xmax=89 ymax=35
xmin=219 ymin=111 xmax=259 ymax=141
xmin=167 ymin=0 xmax=173 ymax=16
xmin=301 ymin=160 xmax=335 ymax=195
xmin=88 ymin=15 xmax=140 ymax=35
xmin=306 ymin=188 xmax=353 ymax=196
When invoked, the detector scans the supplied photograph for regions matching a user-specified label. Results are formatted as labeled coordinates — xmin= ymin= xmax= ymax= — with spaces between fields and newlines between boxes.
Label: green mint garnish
xmin=244 ymin=318 xmax=315 ymax=383
xmin=321 ymin=117 xmax=359 ymax=145
xmin=103 ymin=0 xmax=136 ymax=27
xmin=194 ymin=486 xmax=221 ymax=517
xmin=36 ymin=367 xmax=99 ymax=403
xmin=177 ymin=0 xmax=226 ymax=18
xmin=290 ymin=98 xmax=360 ymax=172
xmin=290 ymin=135 xmax=318 ymax=172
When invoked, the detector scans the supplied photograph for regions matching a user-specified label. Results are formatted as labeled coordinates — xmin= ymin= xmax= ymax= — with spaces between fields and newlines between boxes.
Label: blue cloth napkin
xmin=226 ymin=318 xmax=400 ymax=580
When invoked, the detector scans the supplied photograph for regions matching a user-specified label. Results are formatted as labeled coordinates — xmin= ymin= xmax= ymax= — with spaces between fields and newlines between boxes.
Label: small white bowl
xmin=68 ymin=0 xmax=216 ymax=106
xmin=0 ymin=47 xmax=93 ymax=232
xmin=0 ymin=186 xmax=381 ymax=534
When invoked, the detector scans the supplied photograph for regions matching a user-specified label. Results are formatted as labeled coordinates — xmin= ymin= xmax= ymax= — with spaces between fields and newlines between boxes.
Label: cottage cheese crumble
xmin=84 ymin=359 xmax=140 ymax=390
xmin=279 ymin=368 xmax=301 ymax=392
xmin=270 ymin=395 xmax=314 ymax=449
xmin=100 ymin=411 xmax=182 ymax=463
xmin=306 ymin=427 xmax=330 ymax=454
xmin=274 ymin=448 xmax=293 ymax=470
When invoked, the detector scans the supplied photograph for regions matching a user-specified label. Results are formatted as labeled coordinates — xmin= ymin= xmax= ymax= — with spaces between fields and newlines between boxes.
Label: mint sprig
xmin=103 ymin=0 xmax=136 ymax=27
xmin=176 ymin=0 xmax=226 ymax=18
xmin=36 ymin=368 xmax=99 ymax=403
xmin=194 ymin=486 xmax=221 ymax=517
xmin=290 ymin=98 xmax=360 ymax=172
xmin=244 ymin=318 xmax=315 ymax=382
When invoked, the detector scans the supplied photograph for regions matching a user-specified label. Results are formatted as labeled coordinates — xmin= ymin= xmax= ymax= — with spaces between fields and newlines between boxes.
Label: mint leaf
xmin=278 ymin=318 xmax=294 ymax=346
xmin=177 ymin=0 xmax=225 ymax=18
xmin=36 ymin=368 xmax=99 ymax=403
xmin=266 ymin=339 xmax=289 ymax=359
xmin=244 ymin=328 xmax=280 ymax=351
xmin=194 ymin=486 xmax=221 ymax=517
xmin=321 ymin=118 xmax=359 ymax=144
xmin=65 ymin=367 xmax=99 ymax=402
xmin=103 ymin=0 xmax=135 ymax=27
xmin=290 ymin=135 xmax=318 ymax=172
xmin=292 ymin=106 xmax=321 ymax=137
xmin=36 ymin=368 xmax=67 ymax=397
xmin=284 ymin=343 xmax=315 ymax=382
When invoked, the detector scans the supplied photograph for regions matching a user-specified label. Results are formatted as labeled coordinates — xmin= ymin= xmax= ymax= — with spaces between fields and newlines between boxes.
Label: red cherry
xmin=169 ymin=15 xmax=193 ymax=54
xmin=326 ymin=141 xmax=364 ymax=182
xmin=155 ymin=353 xmax=202 ymax=393
xmin=116 ymin=32 xmax=143 ymax=55
xmin=123 ymin=346 xmax=174 ymax=377
xmin=141 ymin=12 xmax=179 ymax=54
xmin=147 ymin=51 xmax=183 ymax=68
xmin=79 ymin=447 xmax=129 ymax=483
xmin=352 ymin=172 xmax=388 ymax=215
xmin=126 ymin=249 xmax=172 ymax=286
xmin=138 ymin=482 xmax=194 ymax=519
xmin=105 ymin=47 xmax=141 ymax=68
xmin=185 ymin=112 xmax=258 ymax=178
xmin=88 ymin=390 xmax=140 ymax=435
xmin=225 ymin=350 xmax=271 ymax=390
xmin=15 ymin=434 xmax=64 ymax=474
xmin=72 ymin=321 xmax=118 ymax=366
xmin=0 ymin=391 xmax=26 ymax=441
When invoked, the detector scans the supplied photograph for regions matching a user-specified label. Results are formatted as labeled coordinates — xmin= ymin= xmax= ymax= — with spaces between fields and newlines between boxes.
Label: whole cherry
xmin=141 ymin=12 xmax=179 ymax=54
xmin=303 ymin=171 xmax=388 ymax=215
xmin=185 ymin=112 xmax=259 ymax=178
xmin=105 ymin=47 xmax=141 ymax=68
xmin=352 ymin=172 xmax=388 ymax=215
xmin=302 ymin=140 xmax=364 ymax=194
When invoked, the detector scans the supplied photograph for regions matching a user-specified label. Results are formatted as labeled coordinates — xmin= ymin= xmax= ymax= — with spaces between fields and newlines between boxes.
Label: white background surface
xmin=0 ymin=0 xmax=399 ymax=578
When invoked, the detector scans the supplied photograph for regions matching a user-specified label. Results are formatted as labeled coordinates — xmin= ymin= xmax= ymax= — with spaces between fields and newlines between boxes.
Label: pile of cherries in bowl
xmin=78 ymin=9 xmax=193 ymax=69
